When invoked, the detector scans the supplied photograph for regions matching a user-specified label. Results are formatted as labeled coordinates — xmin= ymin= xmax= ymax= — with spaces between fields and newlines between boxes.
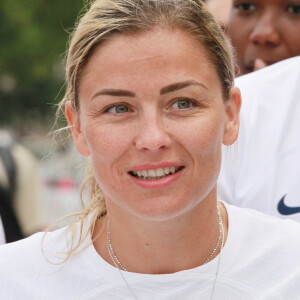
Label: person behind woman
xmin=218 ymin=56 xmax=300 ymax=222
xmin=0 ymin=216 xmax=5 ymax=245
xmin=205 ymin=0 xmax=232 ymax=31
xmin=0 ymin=0 xmax=300 ymax=298
xmin=227 ymin=0 xmax=300 ymax=75
xmin=0 ymin=129 xmax=44 ymax=241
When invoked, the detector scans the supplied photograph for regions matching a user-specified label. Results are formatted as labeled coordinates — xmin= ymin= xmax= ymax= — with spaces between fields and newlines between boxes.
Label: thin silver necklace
xmin=106 ymin=220 xmax=138 ymax=299
xmin=107 ymin=204 xmax=223 ymax=270
xmin=107 ymin=219 xmax=128 ymax=271
xmin=106 ymin=202 xmax=224 ymax=299
xmin=204 ymin=204 xmax=223 ymax=264
xmin=210 ymin=204 xmax=225 ymax=300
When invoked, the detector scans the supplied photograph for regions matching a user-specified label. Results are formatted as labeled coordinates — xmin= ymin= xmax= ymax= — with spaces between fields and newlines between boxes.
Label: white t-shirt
xmin=218 ymin=56 xmax=300 ymax=221
xmin=1 ymin=203 xmax=300 ymax=299
xmin=0 ymin=216 xmax=5 ymax=245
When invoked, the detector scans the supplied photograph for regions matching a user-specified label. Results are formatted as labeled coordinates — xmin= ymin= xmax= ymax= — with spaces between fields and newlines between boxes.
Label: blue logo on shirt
xmin=278 ymin=195 xmax=300 ymax=215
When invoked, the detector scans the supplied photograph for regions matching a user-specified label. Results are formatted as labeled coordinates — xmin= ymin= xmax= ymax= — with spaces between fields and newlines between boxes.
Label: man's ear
xmin=65 ymin=101 xmax=90 ymax=156
xmin=223 ymin=87 xmax=242 ymax=146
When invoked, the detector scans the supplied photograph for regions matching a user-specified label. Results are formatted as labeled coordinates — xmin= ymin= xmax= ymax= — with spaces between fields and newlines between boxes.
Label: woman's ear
xmin=223 ymin=87 xmax=242 ymax=146
xmin=65 ymin=100 xmax=90 ymax=156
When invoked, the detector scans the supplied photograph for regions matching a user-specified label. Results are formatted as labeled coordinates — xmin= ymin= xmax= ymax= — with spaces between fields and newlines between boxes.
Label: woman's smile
xmin=128 ymin=164 xmax=185 ymax=188
xmin=129 ymin=166 xmax=184 ymax=180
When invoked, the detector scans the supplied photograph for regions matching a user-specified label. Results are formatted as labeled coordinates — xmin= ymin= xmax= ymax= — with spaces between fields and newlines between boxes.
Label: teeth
xmin=156 ymin=168 xmax=165 ymax=177
xmin=148 ymin=169 xmax=156 ymax=177
xmin=131 ymin=166 xmax=182 ymax=179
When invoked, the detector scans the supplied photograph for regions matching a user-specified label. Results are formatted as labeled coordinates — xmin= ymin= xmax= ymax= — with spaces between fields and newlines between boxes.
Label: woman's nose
xmin=249 ymin=12 xmax=280 ymax=46
xmin=133 ymin=118 xmax=171 ymax=153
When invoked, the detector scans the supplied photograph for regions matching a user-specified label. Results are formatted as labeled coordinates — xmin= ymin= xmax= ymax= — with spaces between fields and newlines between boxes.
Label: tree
xmin=0 ymin=0 xmax=85 ymax=128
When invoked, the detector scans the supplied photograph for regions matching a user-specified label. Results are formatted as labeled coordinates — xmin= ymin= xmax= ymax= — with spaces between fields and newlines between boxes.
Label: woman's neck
xmin=93 ymin=196 xmax=228 ymax=274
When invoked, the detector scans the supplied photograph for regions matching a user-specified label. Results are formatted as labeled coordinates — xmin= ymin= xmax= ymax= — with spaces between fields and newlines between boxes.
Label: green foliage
xmin=0 ymin=0 xmax=85 ymax=128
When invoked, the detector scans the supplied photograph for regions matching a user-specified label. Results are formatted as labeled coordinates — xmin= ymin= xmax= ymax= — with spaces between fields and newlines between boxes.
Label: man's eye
xmin=106 ymin=104 xmax=130 ymax=114
xmin=171 ymin=98 xmax=194 ymax=110
xmin=287 ymin=5 xmax=300 ymax=14
xmin=234 ymin=3 xmax=256 ymax=13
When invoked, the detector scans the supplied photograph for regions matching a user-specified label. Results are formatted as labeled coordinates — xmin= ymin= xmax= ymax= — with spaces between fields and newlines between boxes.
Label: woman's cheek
xmin=85 ymin=122 xmax=133 ymax=161
xmin=177 ymin=116 xmax=223 ymax=153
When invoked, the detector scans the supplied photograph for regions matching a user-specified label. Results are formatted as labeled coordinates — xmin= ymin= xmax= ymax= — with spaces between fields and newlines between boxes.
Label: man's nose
xmin=249 ymin=12 xmax=280 ymax=46
xmin=133 ymin=116 xmax=171 ymax=153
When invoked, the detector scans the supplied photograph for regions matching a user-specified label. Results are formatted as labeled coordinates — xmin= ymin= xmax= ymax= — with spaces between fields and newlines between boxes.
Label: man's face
xmin=227 ymin=0 xmax=300 ymax=75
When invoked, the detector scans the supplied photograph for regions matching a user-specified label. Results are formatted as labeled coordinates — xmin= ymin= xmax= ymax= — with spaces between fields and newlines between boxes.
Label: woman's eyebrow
xmin=91 ymin=89 xmax=136 ymax=101
xmin=90 ymin=80 xmax=207 ymax=101
xmin=160 ymin=80 xmax=208 ymax=95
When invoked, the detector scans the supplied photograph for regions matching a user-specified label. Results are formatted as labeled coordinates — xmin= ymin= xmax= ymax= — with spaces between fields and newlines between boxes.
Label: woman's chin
xmin=124 ymin=196 xmax=198 ymax=222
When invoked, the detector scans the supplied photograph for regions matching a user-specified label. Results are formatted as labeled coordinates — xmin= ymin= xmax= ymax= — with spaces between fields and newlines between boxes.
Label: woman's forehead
xmin=78 ymin=28 xmax=221 ymax=99
xmin=83 ymin=28 xmax=212 ymax=77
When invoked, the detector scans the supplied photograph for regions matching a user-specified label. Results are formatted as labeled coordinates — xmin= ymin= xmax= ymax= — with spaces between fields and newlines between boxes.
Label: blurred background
xmin=0 ymin=0 xmax=87 ymax=240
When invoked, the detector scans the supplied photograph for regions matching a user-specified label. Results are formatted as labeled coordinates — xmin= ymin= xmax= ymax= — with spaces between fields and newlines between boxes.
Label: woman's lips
xmin=128 ymin=166 xmax=185 ymax=189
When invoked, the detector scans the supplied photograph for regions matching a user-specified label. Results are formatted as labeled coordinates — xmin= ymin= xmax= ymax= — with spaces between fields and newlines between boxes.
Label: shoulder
xmin=0 ymin=231 xmax=43 ymax=256
xmin=0 ymin=224 xmax=85 ymax=297
xmin=226 ymin=203 xmax=300 ymax=258
xmin=236 ymin=56 xmax=300 ymax=91
xmin=0 ymin=231 xmax=51 ymax=296
xmin=227 ymin=202 xmax=300 ymax=234
xmin=235 ymin=56 xmax=300 ymax=135
xmin=0 ymin=214 xmax=97 ymax=269
xmin=0 ymin=218 xmax=117 ymax=299
xmin=0 ymin=226 xmax=68 ymax=267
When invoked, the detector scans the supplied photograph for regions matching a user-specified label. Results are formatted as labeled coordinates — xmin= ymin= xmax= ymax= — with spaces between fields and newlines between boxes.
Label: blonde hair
xmin=55 ymin=0 xmax=234 ymax=260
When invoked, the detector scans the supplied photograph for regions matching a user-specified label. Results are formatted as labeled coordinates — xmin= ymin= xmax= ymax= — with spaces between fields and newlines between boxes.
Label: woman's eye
xmin=287 ymin=5 xmax=300 ymax=14
xmin=171 ymin=98 xmax=194 ymax=110
xmin=234 ymin=3 xmax=256 ymax=13
xmin=106 ymin=104 xmax=130 ymax=114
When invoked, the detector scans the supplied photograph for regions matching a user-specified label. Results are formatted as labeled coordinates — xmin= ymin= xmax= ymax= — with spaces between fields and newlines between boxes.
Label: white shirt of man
xmin=218 ymin=56 xmax=300 ymax=222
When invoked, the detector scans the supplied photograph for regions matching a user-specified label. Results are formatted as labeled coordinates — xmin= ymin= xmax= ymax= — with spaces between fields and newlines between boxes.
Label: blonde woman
xmin=1 ymin=1 xmax=300 ymax=299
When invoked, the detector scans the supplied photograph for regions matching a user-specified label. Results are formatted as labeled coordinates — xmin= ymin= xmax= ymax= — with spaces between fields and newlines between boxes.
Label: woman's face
xmin=67 ymin=28 xmax=240 ymax=221
xmin=228 ymin=0 xmax=300 ymax=75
